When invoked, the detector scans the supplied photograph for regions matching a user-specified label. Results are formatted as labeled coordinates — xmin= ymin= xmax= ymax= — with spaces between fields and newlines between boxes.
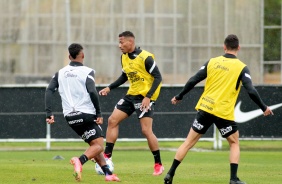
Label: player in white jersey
xmin=45 ymin=43 xmax=120 ymax=182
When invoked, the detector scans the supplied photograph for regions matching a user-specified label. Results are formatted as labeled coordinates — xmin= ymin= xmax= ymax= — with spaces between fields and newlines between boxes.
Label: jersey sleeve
xmin=108 ymin=72 xmax=128 ymax=90
xmin=144 ymin=56 xmax=162 ymax=98
xmin=45 ymin=72 xmax=59 ymax=118
xmin=240 ymin=66 xmax=267 ymax=111
xmin=86 ymin=70 xmax=102 ymax=117
xmin=175 ymin=61 xmax=208 ymax=100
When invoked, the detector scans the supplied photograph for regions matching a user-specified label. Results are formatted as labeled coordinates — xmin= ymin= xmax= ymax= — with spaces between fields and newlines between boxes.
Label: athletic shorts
xmin=192 ymin=110 xmax=238 ymax=138
xmin=115 ymin=95 xmax=154 ymax=119
xmin=65 ymin=111 xmax=104 ymax=143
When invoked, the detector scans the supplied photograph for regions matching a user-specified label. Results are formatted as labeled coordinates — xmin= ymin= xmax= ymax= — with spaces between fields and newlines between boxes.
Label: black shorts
xmin=65 ymin=111 xmax=104 ymax=143
xmin=115 ymin=95 xmax=154 ymax=119
xmin=192 ymin=110 xmax=238 ymax=138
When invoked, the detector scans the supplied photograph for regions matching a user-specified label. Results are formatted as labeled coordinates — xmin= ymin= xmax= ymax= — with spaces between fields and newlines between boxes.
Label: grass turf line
xmin=0 ymin=148 xmax=281 ymax=184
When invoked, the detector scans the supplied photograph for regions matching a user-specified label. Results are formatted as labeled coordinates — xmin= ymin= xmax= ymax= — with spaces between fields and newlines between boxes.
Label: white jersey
xmin=58 ymin=65 xmax=96 ymax=116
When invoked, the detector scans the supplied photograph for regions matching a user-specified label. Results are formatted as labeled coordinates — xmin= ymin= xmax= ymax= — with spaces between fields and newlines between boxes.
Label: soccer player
xmin=163 ymin=34 xmax=273 ymax=184
xmin=99 ymin=31 xmax=164 ymax=175
xmin=45 ymin=43 xmax=120 ymax=182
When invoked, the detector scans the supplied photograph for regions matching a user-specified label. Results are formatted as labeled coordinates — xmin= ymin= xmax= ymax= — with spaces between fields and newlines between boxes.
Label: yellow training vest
xmin=195 ymin=56 xmax=246 ymax=120
xmin=121 ymin=50 xmax=161 ymax=101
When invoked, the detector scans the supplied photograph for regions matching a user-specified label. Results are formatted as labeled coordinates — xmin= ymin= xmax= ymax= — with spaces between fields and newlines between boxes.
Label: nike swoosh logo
xmin=234 ymin=101 xmax=282 ymax=123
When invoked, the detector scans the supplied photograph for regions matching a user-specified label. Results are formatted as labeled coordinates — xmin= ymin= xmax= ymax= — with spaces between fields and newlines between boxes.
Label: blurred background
xmin=0 ymin=0 xmax=281 ymax=85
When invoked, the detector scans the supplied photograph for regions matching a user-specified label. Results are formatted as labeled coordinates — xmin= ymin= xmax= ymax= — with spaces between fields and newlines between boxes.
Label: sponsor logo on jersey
xmin=219 ymin=126 xmax=232 ymax=135
xmin=66 ymin=111 xmax=82 ymax=117
xmin=193 ymin=119 xmax=203 ymax=130
xmin=134 ymin=102 xmax=142 ymax=110
xmin=82 ymin=129 xmax=96 ymax=140
xmin=128 ymin=71 xmax=140 ymax=83
xmin=64 ymin=71 xmax=77 ymax=78
xmin=68 ymin=118 xmax=83 ymax=125
xmin=213 ymin=62 xmax=229 ymax=71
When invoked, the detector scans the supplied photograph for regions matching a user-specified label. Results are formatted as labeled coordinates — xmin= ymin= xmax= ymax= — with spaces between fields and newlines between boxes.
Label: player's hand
xmin=171 ymin=96 xmax=181 ymax=105
xmin=263 ymin=106 xmax=274 ymax=116
xmin=99 ymin=87 xmax=110 ymax=96
xmin=140 ymin=97 xmax=151 ymax=111
xmin=95 ymin=117 xmax=103 ymax=125
xmin=46 ymin=115 xmax=55 ymax=124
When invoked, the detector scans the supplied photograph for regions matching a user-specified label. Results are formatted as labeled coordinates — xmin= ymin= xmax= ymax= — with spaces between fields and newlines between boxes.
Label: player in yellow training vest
xmin=164 ymin=34 xmax=273 ymax=184
xmin=99 ymin=31 xmax=164 ymax=176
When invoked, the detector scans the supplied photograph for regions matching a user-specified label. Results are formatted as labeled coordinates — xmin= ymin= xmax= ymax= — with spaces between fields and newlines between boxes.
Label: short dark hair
xmin=68 ymin=43 xmax=83 ymax=59
xmin=224 ymin=34 xmax=239 ymax=50
xmin=119 ymin=31 xmax=135 ymax=38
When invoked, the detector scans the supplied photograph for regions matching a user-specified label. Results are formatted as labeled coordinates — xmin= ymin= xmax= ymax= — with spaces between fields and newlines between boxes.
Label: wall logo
xmin=234 ymin=101 xmax=282 ymax=123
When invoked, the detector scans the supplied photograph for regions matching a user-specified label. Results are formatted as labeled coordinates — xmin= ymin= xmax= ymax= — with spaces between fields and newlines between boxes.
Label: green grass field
xmin=0 ymin=141 xmax=281 ymax=184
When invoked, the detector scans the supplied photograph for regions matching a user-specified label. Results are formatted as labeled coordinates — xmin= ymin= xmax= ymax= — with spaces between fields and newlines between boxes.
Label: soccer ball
xmin=95 ymin=158 xmax=114 ymax=175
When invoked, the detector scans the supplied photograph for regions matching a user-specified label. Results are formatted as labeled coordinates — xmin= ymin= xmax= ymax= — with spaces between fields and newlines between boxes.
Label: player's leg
xmin=140 ymin=117 xmax=159 ymax=151
xmin=175 ymin=128 xmax=202 ymax=161
xmin=104 ymin=108 xmax=128 ymax=158
xmin=137 ymin=99 xmax=163 ymax=176
xmin=136 ymin=99 xmax=159 ymax=153
xmin=106 ymin=108 xmax=128 ymax=143
xmin=164 ymin=110 xmax=213 ymax=184
xmin=93 ymin=152 xmax=111 ymax=174
xmin=84 ymin=137 xmax=104 ymax=164
xmin=226 ymin=131 xmax=240 ymax=165
xmin=105 ymin=97 xmax=134 ymax=159
xmin=226 ymin=131 xmax=245 ymax=184
xmin=68 ymin=112 xmax=103 ymax=181
xmin=93 ymin=144 xmax=120 ymax=181
xmin=140 ymin=117 xmax=164 ymax=175
xmin=216 ymin=118 xmax=245 ymax=184
xmin=164 ymin=128 xmax=202 ymax=184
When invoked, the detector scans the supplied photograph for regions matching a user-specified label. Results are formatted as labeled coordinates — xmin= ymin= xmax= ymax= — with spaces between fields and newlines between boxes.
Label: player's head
xmin=118 ymin=31 xmax=135 ymax=53
xmin=224 ymin=34 xmax=239 ymax=51
xmin=68 ymin=43 xmax=84 ymax=60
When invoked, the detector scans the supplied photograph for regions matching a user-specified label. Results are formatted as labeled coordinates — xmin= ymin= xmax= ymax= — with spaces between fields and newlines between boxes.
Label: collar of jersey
xmin=223 ymin=53 xmax=237 ymax=58
xmin=69 ymin=61 xmax=83 ymax=66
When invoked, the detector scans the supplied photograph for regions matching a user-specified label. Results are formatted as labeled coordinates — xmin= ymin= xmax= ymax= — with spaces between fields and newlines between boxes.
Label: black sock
xmin=152 ymin=150 xmax=162 ymax=164
xmin=101 ymin=165 xmax=113 ymax=175
xmin=230 ymin=163 xmax=238 ymax=180
xmin=104 ymin=142 xmax=115 ymax=158
xmin=167 ymin=159 xmax=181 ymax=176
xmin=79 ymin=154 xmax=88 ymax=165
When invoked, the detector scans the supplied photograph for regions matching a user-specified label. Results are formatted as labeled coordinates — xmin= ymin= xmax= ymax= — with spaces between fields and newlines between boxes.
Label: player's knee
xmin=141 ymin=128 xmax=153 ymax=137
xmin=226 ymin=137 xmax=239 ymax=146
xmin=108 ymin=116 xmax=119 ymax=127
xmin=99 ymin=145 xmax=104 ymax=153
xmin=94 ymin=144 xmax=104 ymax=153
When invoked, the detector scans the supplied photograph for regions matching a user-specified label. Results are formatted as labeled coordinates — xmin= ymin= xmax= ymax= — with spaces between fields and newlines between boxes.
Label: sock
xmin=104 ymin=142 xmax=115 ymax=158
xmin=101 ymin=165 xmax=113 ymax=175
xmin=79 ymin=154 xmax=88 ymax=165
xmin=167 ymin=159 xmax=181 ymax=176
xmin=230 ymin=163 xmax=238 ymax=180
xmin=152 ymin=150 xmax=162 ymax=164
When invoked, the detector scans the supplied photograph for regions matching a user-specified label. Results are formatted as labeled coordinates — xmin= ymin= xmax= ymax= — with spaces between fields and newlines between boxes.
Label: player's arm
xmin=240 ymin=66 xmax=267 ymax=112
xmin=144 ymin=56 xmax=162 ymax=99
xmin=108 ymin=72 xmax=128 ymax=90
xmin=86 ymin=70 xmax=102 ymax=118
xmin=45 ymin=72 xmax=59 ymax=123
xmin=174 ymin=61 xmax=208 ymax=101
